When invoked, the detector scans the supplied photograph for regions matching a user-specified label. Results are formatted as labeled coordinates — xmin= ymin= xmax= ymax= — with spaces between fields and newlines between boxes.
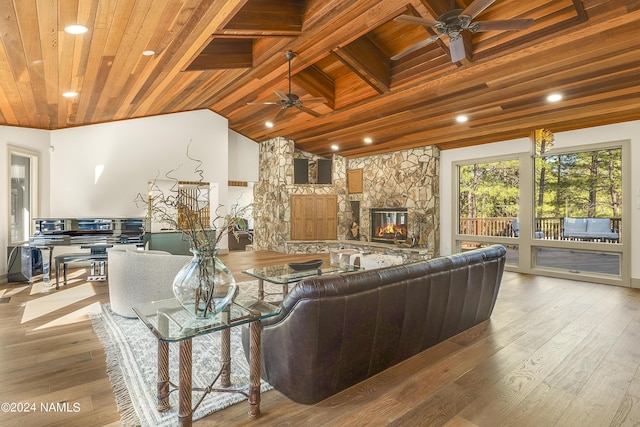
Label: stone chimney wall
xmin=347 ymin=147 xmax=439 ymax=256
xmin=252 ymin=137 xmax=439 ymax=257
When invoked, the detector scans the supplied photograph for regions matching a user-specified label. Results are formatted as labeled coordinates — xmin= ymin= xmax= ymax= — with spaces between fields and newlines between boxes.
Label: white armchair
xmin=107 ymin=247 xmax=191 ymax=317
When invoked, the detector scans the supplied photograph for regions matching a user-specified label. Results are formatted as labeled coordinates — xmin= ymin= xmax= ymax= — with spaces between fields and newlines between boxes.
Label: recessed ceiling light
xmin=456 ymin=114 xmax=468 ymax=123
xmin=364 ymin=137 xmax=373 ymax=144
xmin=265 ymin=121 xmax=274 ymax=128
xmin=331 ymin=144 xmax=339 ymax=151
xmin=142 ymin=50 xmax=155 ymax=56
xmin=547 ymin=93 xmax=563 ymax=102
xmin=62 ymin=91 xmax=78 ymax=98
xmin=64 ymin=25 xmax=88 ymax=35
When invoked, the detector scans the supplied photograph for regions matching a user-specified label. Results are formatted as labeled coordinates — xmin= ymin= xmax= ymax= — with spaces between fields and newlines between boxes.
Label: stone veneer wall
xmin=253 ymin=136 xmax=439 ymax=257
xmin=347 ymin=147 xmax=440 ymax=257
xmin=252 ymin=137 xmax=289 ymax=252
xmin=252 ymin=137 xmax=349 ymax=252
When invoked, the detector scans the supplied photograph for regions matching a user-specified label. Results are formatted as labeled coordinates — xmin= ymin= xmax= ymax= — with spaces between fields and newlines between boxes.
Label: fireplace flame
xmin=371 ymin=209 xmax=408 ymax=243
xmin=377 ymin=223 xmax=406 ymax=237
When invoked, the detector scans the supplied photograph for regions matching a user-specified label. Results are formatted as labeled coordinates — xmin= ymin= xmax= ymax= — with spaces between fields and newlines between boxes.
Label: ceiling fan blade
xmin=274 ymin=89 xmax=290 ymax=102
xmin=299 ymin=106 xmax=321 ymax=117
xmin=391 ymin=34 xmax=440 ymax=61
xmin=394 ymin=14 xmax=440 ymax=28
xmin=461 ymin=0 xmax=496 ymax=20
xmin=273 ymin=107 xmax=288 ymax=121
xmin=474 ymin=19 xmax=534 ymax=31
xmin=449 ymin=36 xmax=466 ymax=62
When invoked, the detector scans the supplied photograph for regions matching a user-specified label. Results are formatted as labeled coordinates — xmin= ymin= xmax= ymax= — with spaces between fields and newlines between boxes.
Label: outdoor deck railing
xmin=459 ymin=217 xmax=621 ymax=241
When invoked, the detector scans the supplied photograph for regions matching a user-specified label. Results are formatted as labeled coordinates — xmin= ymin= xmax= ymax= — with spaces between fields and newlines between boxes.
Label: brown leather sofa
xmin=243 ymin=244 xmax=506 ymax=404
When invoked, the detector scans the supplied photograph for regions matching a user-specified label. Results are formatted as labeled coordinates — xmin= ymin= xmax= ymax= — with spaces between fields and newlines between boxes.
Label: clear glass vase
xmin=172 ymin=248 xmax=237 ymax=318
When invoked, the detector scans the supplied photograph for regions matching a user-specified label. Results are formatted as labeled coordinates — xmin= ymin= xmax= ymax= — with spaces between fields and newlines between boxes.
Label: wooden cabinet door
xmin=291 ymin=195 xmax=314 ymax=240
xmin=348 ymin=169 xmax=363 ymax=193
xmin=319 ymin=195 xmax=337 ymax=239
xmin=291 ymin=195 xmax=337 ymax=240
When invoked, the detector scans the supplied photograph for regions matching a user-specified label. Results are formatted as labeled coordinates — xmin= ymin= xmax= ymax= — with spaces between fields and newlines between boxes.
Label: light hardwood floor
xmin=1 ymin=250 xmax=639 ymax=427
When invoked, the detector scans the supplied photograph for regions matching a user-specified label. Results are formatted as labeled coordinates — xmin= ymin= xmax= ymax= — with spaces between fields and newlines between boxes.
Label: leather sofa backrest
xmin=246 ymin=244 xmax=506 ymax=404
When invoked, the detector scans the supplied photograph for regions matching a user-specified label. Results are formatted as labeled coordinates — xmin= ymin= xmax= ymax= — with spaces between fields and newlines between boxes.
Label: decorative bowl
xmin=288 ymin=259 xmax=323 ymax=271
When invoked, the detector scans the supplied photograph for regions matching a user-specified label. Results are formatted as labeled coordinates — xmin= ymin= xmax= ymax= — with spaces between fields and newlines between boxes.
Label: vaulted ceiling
xmin=0 ymin=0 xmax=638 ymax=158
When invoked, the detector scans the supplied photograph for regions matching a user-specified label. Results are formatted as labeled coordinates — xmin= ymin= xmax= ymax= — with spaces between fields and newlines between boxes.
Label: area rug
xmin=90 ymin=280 xmax=279 ymax=426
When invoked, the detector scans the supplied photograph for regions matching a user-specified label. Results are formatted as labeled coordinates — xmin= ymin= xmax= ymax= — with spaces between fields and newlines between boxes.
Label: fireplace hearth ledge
xmin=281 ymin=240 xmax=433 ymax=262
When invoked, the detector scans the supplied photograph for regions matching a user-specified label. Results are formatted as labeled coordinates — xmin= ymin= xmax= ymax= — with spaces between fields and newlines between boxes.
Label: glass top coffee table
xmin=242 ymin=263 xmax=358 ymax=301
xmin=132 ymin=293 xmax=281 ymax=426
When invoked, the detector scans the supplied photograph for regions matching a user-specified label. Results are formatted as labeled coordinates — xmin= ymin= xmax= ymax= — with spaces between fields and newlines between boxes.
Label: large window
xmin=9 ymin=148 xmax=39 ymax=244
xmin=534 ymin=147 xmax=622 ymax=243
xmin=458 ymin=159 xmax=520 ymax=236
xmin=457 ymin=157 xmax=520 ymax=265
xmin=532 ymin=145 xmax=624 ymax=279
xmin=454 ymin=138 xmax=629 ymax=286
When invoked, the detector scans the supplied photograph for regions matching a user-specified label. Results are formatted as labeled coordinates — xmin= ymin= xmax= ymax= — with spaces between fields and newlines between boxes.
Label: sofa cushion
xmin=563 ymin=217 xmax=588 ymax=235
xmin=585 ymin=218 xmax=618 ymax=239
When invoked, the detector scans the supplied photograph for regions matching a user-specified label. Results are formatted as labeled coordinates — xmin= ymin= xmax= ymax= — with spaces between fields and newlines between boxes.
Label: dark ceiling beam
xmin=129 ymin=0 xmax=249 ymax=107
xmin=185 ymin=0 xmax=308 ymax=71
xmin=419 ymin=0 xmax=455 ymax=20
xmin=292 ymin=65 xmax=336 ymax=109
xmin=185 ymin=38 xmax=254 ymax=70
xmin=222 ymin=0 xmax=306 ymax=33
xmin=213 ymin=29 xmax=302 ymax=37
xmin=572 ymin=0 xmax=588 ymax=23
xmin=333 ymin=36 xmax=391 ymax=94
xmin=267 ymin=15 xmax=640 ymax=155
xmin=215 ymin=1 xmax=410 ymax=116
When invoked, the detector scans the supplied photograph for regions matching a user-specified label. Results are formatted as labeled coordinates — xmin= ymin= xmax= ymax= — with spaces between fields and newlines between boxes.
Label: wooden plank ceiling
xmin=0 ymin=0 xmax=639 ymax=158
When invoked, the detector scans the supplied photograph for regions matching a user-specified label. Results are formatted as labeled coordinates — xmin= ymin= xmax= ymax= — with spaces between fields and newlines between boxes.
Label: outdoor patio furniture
xmin=562 ymin=217 xmax=619 ymax=241
xmin=512 ymin=218 xmax=545 ymax=239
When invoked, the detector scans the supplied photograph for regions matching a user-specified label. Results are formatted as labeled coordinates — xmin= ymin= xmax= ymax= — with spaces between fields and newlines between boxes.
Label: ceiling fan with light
xmin=392 ymin=0 xmax=534 ymax=62
xmin=248 ymin=51 xmax=327 ymax=123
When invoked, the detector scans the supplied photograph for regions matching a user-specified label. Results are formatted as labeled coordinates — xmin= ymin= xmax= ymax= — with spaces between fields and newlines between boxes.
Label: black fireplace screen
xmin=370 ymin=208 xmax=408 ymax=243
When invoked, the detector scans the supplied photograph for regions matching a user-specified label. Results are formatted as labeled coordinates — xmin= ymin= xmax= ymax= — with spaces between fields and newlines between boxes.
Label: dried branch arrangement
xmin=134 ymin=146 xmax=252 ymax=251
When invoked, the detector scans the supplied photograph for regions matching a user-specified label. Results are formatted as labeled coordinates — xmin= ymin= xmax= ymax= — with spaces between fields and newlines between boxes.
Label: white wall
xmin=228 ymin=130 xmax=259 ymax=182
xmin=440 ymin=120 xmax=640 ymax=283
xmin=228 ymin=130 xmax=259 ymax=229
xmin=0 ymin=110 xmax=263 ymax=281
xmin=1 ymin=126 xmax=51 ymax=279
xmin=49 ymin=110 xmax=230 ymax=219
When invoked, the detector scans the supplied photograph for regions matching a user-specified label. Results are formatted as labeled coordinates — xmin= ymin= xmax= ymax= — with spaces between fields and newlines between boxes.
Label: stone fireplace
xmin=253 ymin=136 xmax=440 ymax=258
xmin=370 ymin=208 xmax=408 ymax=244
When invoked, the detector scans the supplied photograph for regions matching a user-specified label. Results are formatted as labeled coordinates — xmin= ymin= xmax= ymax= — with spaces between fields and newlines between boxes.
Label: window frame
xmin=7 ymin=146 xmax=39 ymax=245
xmin=452 ymin=139 xmax=630 ymax=287
xmin=529 ymin=139 xmax=629 ymax=286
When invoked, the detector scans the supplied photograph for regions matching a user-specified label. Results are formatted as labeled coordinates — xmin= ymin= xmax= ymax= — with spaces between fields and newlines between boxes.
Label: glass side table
xmin=132 ymin=293 xmax=281 ymax=427
xmin=242 ymin=263 xmax=358 ymax=300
